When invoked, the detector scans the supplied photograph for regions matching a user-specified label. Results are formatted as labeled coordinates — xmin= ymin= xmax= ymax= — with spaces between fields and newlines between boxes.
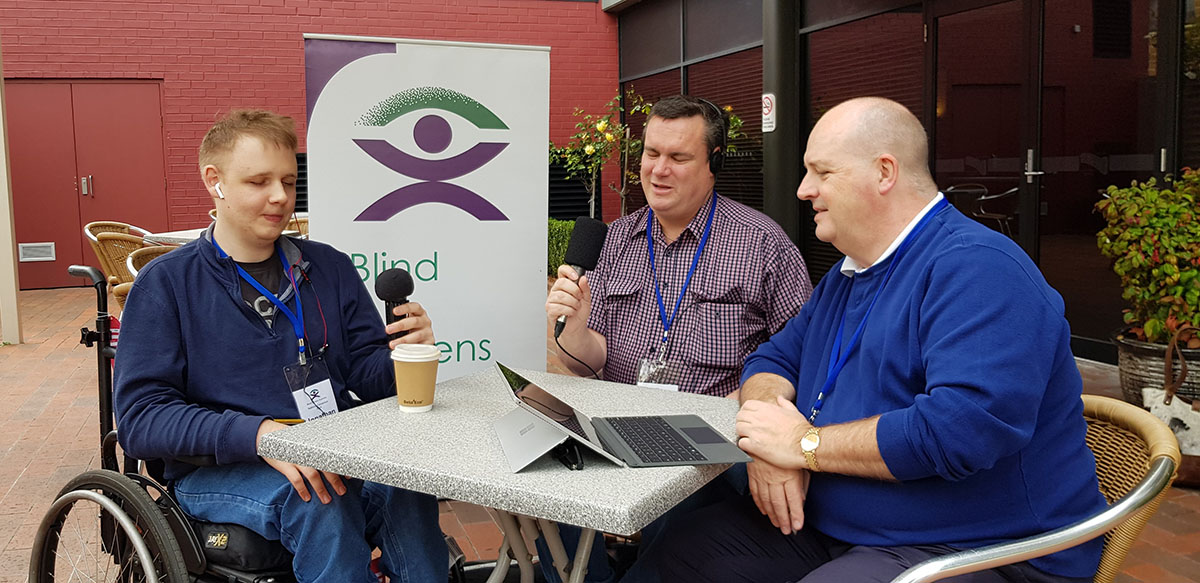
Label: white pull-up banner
xmin=304 ymin=34 xmax=549 ymax=379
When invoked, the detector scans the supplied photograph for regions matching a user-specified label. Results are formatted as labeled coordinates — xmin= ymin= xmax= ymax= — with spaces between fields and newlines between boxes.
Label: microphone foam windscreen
xmin=563 ymin=217 xmax=608 ymax=271
xmin=374 ymin=268 xmax=415 ymax=302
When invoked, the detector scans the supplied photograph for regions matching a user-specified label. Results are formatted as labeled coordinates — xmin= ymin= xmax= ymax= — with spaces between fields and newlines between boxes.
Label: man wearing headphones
xmin=548 ymin=94 xmax=812 ymax=398
xmin=544 ymin=96 xmax=813 ymax=582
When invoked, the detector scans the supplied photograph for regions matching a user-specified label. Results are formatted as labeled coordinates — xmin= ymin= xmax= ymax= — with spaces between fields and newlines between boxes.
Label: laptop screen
xmin=497 ymin=364 xmax=590 ymax=441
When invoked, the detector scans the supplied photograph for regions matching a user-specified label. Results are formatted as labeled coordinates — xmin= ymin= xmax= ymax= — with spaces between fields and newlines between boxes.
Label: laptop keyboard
xmin=607 ymin=416 xmax=707 ymax=464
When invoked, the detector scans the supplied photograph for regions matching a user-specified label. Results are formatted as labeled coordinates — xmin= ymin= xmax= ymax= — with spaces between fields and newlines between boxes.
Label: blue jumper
xmin=742 ymin=205 xmax=1105 ymax=578
xmin=114 ymin=231 xmax=394 ymax=480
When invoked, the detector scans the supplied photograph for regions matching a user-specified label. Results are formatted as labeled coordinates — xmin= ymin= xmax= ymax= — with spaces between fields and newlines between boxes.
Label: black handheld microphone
xmin=555 ymin=216 xmax=608 ymax=339
xmin=374 ymin=268 xmax=415 ymax=343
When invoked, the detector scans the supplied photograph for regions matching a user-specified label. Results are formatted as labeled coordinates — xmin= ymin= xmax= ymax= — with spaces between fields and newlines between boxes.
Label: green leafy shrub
xmin=548 ymin=218 xmax=574 ymax=276
xmin=1096 ymin=170 xmax=1200 ymax=345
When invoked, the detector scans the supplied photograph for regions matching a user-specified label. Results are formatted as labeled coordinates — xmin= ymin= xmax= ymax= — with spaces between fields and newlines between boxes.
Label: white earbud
xmin=214 ymin=182 xmax=225 ymax=199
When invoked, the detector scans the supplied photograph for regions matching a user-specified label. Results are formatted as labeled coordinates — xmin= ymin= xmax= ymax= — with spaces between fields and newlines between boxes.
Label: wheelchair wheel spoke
xmin=31 ymin=471 xmax=188 ymax=583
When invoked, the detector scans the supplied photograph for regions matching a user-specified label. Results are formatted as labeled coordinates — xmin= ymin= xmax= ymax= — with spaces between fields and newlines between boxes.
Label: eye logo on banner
xmin=353 ymin=86 xmax=510 ymax=222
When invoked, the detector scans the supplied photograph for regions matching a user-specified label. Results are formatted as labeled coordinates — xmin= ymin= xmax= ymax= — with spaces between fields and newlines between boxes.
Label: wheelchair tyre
xmin=29 ymin=469 xmax=189 ymax=583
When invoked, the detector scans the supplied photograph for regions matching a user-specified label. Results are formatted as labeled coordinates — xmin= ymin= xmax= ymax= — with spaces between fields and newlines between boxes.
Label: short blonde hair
xmin=198 ymin=109 xmax=297 ymax=169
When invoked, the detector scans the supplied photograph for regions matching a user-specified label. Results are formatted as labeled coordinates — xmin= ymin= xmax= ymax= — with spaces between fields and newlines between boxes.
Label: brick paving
xmin=1 ymin=287 xmax=1197 ymax=582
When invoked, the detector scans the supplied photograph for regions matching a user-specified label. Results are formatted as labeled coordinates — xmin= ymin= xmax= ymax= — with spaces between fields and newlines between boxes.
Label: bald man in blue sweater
xmin=657 ymin=97 xmax=1105 ymax=582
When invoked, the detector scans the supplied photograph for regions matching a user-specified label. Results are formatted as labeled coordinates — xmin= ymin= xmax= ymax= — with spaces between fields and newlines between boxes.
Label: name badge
xmin=637 ymin=357 xmax=682 ymax=392
xmin=637 ymin=381 xmax=680 ymax=392
xmin=291 ymin=378 xmax=338 ymax=422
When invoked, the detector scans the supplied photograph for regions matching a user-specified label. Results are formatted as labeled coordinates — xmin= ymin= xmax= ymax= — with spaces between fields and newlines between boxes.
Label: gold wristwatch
xmin=800 ymin=427 xmax=821 ymax=472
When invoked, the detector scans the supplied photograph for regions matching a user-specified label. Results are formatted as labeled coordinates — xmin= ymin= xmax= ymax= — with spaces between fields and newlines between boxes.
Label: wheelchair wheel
xmin=29 ymin=469 xmax=188 ymax=582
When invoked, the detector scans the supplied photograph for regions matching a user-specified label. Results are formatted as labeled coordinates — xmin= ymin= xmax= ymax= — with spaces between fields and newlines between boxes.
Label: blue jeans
xmin=535 ymin=464 xmax=748 ymax=583
xmin=174 ymin=462 xmax=446 ymax=583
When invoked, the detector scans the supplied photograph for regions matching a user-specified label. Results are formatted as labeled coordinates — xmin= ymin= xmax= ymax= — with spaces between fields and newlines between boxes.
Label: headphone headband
xmin=696 ymin=97 xmax=727 ymax=175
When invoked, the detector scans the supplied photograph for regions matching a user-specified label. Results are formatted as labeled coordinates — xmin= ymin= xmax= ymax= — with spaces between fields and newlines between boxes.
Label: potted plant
xmin=1095 ymin=170 xmax=1200 ymax=405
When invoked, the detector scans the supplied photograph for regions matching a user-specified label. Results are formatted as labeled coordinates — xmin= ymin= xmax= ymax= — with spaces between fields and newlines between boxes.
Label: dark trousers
xmin=657 ymin=495 xmax=1091 ymax=583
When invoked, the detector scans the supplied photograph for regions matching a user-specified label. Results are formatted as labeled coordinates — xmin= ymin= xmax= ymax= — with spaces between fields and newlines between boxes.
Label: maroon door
xmin=73 ymin=83 xmax=169 ymax=233
xmin=6 ymin=81 xmax=168 ymax=289
xmin=6 ymin=82 xmax=85 ymax=289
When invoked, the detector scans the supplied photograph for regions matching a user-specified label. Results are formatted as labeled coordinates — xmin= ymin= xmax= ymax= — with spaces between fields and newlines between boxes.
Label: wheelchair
xmin=28 ymin=265 xmax=467 ymax=583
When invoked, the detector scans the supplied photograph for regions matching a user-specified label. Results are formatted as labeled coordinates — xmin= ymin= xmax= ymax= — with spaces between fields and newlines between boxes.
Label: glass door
xmin=933 ymin=0 xmax=1032 ymax=245
xmin=932 ymin=0 xmax=1166 ymax=357
xmin=1036 ymin=0 xmax=1162 ymax=348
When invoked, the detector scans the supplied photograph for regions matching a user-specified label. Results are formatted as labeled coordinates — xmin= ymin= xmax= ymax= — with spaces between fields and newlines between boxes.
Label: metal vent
xmin=18 ymin=242 xmax=56 ymax=262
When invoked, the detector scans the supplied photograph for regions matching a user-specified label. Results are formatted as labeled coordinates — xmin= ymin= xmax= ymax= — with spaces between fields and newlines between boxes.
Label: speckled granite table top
xmin=258 ymin=367 xmax=741 ymax=535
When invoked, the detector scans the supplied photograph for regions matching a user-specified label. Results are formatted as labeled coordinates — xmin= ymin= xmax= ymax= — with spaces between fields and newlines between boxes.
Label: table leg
xmin=536 ymin=518 xmax=572 ymax=581
xmin=567 ymin=527 xmax=597 ymax=583
xmin=483 ymin=537 xmax=513 ymax=583
xmin=491 ymin=509 xmax=536 ymax=583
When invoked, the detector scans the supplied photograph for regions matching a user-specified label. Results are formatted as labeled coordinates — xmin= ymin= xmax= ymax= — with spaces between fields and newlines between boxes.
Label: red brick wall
xmin=0 ymin=0 xmax=619 ymax=229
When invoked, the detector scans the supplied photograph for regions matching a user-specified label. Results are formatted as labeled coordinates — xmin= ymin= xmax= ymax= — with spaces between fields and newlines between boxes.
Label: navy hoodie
xmin=114 ymin=229 xmax=394 ymax=480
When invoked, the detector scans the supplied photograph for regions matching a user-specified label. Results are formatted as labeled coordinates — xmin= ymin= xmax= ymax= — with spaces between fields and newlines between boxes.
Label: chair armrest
xmin=890 ymin=455 xmax=1177 ymax=583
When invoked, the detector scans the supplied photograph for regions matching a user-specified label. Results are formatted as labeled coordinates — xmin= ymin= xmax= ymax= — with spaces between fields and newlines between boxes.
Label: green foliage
xmin=549 ymin=89 xmax=649 ymax=217
xmin=1096 ymin=170 xmax=1200 ymax=344
xmin=547 ymin=218 xmax=574 ymax=276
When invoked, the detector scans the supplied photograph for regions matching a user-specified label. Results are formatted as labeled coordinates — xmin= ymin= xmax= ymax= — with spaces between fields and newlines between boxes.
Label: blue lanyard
xmin=647 ymin=192 xmax=717 ymax=344
xmin=212 ymin=239 xmax=308 ymax=364
xmin=808 ymin=198 xmax=949 ymax=422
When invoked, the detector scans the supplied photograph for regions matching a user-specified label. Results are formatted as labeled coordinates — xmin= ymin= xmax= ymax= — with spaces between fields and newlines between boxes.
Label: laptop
xmin=495 ymin=363 xmax=750 ymax=468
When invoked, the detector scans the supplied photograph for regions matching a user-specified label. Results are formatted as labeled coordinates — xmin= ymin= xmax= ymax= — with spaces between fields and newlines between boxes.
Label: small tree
xmin=550 ymin=89 xmax=649 ymax=218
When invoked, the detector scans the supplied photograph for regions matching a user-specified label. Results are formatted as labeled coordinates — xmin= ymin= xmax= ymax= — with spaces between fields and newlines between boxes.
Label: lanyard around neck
xmin=808 ymin=198 xmax=949 ymax=422
xmin=212 ymin=239 xmax=308 ymax=364
xmin=647 ymin=192 xmax=717 ymax=344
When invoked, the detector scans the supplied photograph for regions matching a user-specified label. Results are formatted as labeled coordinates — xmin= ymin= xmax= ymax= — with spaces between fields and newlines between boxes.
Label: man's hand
xmin=256 ymin=420 xmax=347 ymax=503
xmin=387 ymin=301 xmax=434 ymax=347
xmin=737 ymin=396 xmax=810 ymax=471
xmin=545 ymin=265 xmax=591 ymax=338
xmin=745 ymin=457 xmax=810 ymax=535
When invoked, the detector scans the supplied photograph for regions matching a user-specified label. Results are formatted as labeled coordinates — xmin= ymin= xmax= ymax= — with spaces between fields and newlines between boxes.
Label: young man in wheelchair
xmin=113 ymin=109 xmax=448 ymax=582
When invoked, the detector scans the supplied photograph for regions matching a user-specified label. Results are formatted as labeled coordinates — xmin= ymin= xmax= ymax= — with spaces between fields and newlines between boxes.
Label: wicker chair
xmin=111 ymin=282 xmax=133 ymax=310
xmin=84 ymin=221 xmax=152 ymax=281
xmin=94 ymin=232 xmax=146 ymax=287
xmin=892 ymin=394 xmax=1181 ymax=583
xmin=126 ymin=245 xmax=175 ymax=279
xmin=286 ymin=215 xmax=309 ymax=238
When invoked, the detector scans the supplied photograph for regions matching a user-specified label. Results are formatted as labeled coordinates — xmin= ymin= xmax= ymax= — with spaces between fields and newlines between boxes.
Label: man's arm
xmin=739 ymin=372 xmax=796 ymax=405
xmin=737 ymin=397 xmax=896 ymax=481
xmin=545 ymin=265 xmax=607 ymax=376
xmin=114 ymin=279 xmax=266 ymax=465
xmin=760 ymin=230 xmax=813 ymax=336
xmin=257 ymin=420 xmax=347 ymax=504
xmin=733 ymin=372 xmax=808 ymax=534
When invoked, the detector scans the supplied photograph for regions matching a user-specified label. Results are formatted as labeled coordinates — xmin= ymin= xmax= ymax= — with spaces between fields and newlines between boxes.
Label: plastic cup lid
xmin=390 ymin=343 xmax=441 ymax=362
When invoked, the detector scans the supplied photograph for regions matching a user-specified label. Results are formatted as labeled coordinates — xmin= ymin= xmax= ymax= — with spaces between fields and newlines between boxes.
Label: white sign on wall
xmin=304 ymin=34 xmax=549 ymax=380
xmin=762 ymin=93 xmax=776 ymax=133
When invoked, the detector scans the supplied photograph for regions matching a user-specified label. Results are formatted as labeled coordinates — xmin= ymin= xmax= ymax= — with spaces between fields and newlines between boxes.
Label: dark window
xmin=295 ymin=152 xmax=307 ymax=213
xmin=549 ymin=159 xmax=599 ymax=220
xmin=619 ymin=0 xmax=683 ymax=79
xmin=683 ymin=0 xmax=763 ymax=61
xmin=689 ymin=47 xmax=765 ymax=211
xmin=1094 ymin=0 xmax=1133 ymax=58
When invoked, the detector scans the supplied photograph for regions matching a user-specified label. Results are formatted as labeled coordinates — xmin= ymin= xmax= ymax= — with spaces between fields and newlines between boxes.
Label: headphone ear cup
xmin=709 ymin=150 xmax=725 ymax=175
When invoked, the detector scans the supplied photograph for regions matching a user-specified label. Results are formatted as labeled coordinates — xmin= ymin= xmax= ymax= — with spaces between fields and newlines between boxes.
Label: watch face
xmin=801 ymin=433 xmax=819 ymax=451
